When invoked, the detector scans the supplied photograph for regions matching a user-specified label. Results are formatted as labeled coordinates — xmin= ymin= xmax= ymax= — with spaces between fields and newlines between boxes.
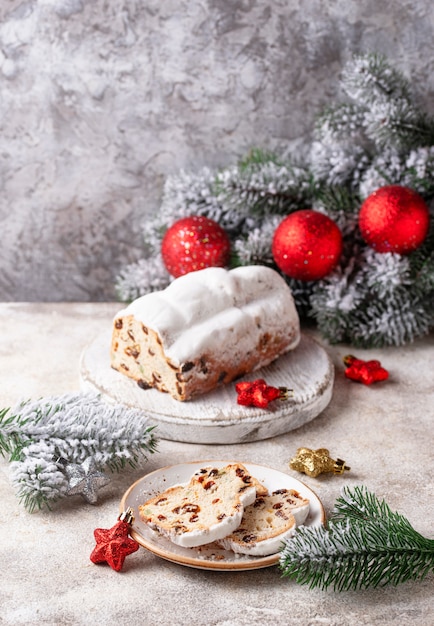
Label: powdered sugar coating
xmin=115 ymin=265 xmax=300 ymax=366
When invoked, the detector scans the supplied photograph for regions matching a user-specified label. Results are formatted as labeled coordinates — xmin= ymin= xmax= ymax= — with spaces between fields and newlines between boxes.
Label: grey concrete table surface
xmin=0 ymin=302 xmax=433 ymax=626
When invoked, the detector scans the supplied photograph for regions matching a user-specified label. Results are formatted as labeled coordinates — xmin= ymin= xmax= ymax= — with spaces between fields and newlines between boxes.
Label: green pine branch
xmin=341 ymin=52 xmax=413 ymax=105
xmin=279 ymin=485 xmax=434 ymax=591
xmin=367 ymin=105 xmax=434 ymax=150
xmin=314 ymin=102 xmax=368 ymax=142
xmin=224 ymin=150 xmax=313 ymax=218
xmin=0 ymin=405 xmax=33 ymax=460
xmin=312 ymin=184 xmax=362 ymax=225
xmin=0 ymin=392 xmax=158 ymax=511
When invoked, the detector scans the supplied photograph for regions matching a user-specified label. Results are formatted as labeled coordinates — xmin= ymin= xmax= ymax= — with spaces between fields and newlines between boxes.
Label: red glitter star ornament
xmin=235 ymin=379 xmax=291 ymax=409
xmin=90 ymin=508 xmax=139 ymax=572
xmin=343 ymin=355 xmax=389 ymax=385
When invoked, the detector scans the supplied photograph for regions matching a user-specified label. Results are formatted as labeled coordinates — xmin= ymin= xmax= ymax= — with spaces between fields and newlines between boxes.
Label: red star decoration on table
xmin=343 ymin=355 xmax=389 ymax=385
xmin=90 ymin=519 xmax=139 ymax=571
xmin=235 ymin=378 xmax=290 ymax=409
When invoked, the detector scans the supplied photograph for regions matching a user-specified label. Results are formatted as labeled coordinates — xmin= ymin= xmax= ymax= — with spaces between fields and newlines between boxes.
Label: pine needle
xmin=279 ymin=486 xmax=434 ymax=591
xmin=0 ymin=392 xmax=158 ymax=511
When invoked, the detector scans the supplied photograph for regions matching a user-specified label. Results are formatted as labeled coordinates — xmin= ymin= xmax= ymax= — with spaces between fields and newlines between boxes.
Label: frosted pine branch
xmin=159 ymin=167 xmax=222 ymax=223
xmin=233 ymin=216 xmax=281 ymax=266
xmin=340 ymin=53 xmax=412 ymax=105
xmin=115 ymin=255 xmax=171 ymax=302
xmin=314 ymin=103 xmax=367 ymax=143
xmin=351 ymin=299 xmax=432 ymax=348
xmin=364 ymin=99 xmax=434 ymax=150
xmin=223 ymin=158 xmax=311 ymax=218
xmin=310 ymin=141 xmax=369 ymax=187
xmin=0 ymin=392 xmax=158 ymax=511
xmin=280 ymin=486 xmax=434 ymax=591
xmin=404 ymin=147 xmax=434 ymax=195
xmin=358 ymin=148 xmax=406 ymax=197
xmin=308 ymin=226 xmax=434 ymax=348
xmin=10 ymin=446 xmax=68 ymax=512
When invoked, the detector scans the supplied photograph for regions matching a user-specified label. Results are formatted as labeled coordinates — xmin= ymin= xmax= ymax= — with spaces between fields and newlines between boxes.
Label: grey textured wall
xmin=1 ymin=0 xmax=433 ymax=301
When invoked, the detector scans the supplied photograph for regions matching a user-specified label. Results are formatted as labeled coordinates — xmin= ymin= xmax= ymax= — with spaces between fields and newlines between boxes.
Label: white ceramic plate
xmin=120 ymin=461 xmax=326 ymax=571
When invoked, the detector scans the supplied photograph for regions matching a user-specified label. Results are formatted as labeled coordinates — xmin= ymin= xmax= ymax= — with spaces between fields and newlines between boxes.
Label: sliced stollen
xmin=276 ymin=488 xmax=310 ymax=526
xmin=139 ymin=464 xmax=258 ymax=548
xmin=217 ymin=488 xmax=310 ymax=556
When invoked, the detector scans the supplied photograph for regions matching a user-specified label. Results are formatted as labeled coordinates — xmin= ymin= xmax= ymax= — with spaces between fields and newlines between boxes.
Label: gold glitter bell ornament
xmin=289 ymin=447 xmax=350 ymax=478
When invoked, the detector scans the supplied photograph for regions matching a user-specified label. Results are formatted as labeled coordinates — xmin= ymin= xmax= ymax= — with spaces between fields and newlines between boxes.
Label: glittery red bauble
xmin=272 ymin=210 xmax=343 ymax=281
xmin=358 ymin=185 xmax=430 ymax=254
xmin=161 ymin=216 xmax=231 ymax=277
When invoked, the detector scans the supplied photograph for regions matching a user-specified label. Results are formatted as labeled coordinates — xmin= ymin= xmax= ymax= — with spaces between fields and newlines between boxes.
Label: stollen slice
xmin=139 ymin=463 xmax=258 ymax=548
xmin=217 ymin=488 xmax=310 ymax=556
xmin=274 ymin=488 xmax=310 ymax=526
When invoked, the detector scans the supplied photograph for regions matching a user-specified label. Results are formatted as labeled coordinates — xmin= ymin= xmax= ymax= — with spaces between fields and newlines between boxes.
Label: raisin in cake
xmin=217 ymin=488 xmax=310 ymax=556
xmin=111 ymin=265 xmax=300 ymax=401
xmin=138 ymin=464 xmax=259 ymax=548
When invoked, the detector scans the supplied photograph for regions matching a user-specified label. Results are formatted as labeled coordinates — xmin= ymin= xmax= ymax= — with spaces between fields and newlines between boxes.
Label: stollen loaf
xmin=110 ymin=265 xmax=300 ymax=401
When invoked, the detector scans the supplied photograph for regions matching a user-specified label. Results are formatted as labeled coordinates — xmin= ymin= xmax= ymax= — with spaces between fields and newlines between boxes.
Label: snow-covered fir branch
xmin=279 ymin=485 xmax=434 ymax=591
xmin=364 ymin=99 xmax=434 ymax=150
xmin=10 ymin=445 xmax=68 ymax=512
xmin=0 ymin=392 xmax=158 ymax=511
xmin=143 ymin=167 xmax=224 ymax=252
xmin=309 ymin=141 xmax=369 ymax=188
xmin=233 ymin=215 xmax=282 ymax=266
xmin=314 ymin=102 xmax=367 ymax=143
xmin=360 ymin=249 xmax=413 ymax=297
xmin=221 ymin=157 xmax=312 ymax=221
xmin=309 ymin=243 xmax=433 ymax=347
xmin=116 ymin=255 xmax=172 ymax=301
xmin=340 ymin=53 xmax=413 ymax=106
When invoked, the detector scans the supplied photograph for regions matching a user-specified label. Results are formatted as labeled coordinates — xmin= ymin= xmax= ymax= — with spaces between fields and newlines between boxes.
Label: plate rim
xmin=120 ymin=460 xmax=326 ymax=571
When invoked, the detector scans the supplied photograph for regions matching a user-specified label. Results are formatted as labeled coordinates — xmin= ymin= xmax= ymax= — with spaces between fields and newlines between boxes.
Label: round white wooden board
xmin=79 ymin=331 xmax=334 ymax=444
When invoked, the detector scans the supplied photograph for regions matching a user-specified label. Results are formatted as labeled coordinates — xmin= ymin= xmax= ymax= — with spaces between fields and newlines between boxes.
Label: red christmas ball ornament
xmin=272 ymin=209 xmax=343 ymax=281
xmin=161 ymin=216 xmax=231 ymax=278
xmin=358 ymin=185 xmax=430 ymax=254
